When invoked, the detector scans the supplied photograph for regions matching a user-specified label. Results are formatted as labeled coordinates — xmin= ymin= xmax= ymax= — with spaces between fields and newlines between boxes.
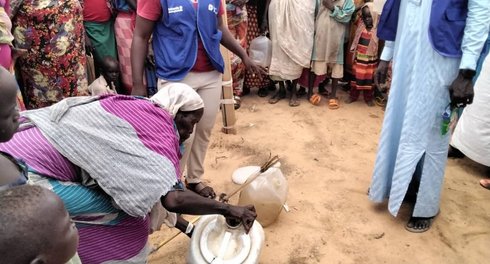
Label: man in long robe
xmin=369 ymin=0 xmax=490 ymax=232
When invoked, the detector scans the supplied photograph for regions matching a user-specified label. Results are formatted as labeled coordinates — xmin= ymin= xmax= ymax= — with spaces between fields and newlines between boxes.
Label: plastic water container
xmin=238 ymin=167 xmax=288 ymax=227
xmin=187 ymin=215 xmax=265 ymax=264
xmin=249 ymin=35 xmax=272 ymax=68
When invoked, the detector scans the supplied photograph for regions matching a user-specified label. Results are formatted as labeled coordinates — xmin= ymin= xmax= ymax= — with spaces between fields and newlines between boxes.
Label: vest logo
xmin=208 ymin=4 xmax=218 ymax=14
xmin=168 ymin=6 xmax=183 ymax=14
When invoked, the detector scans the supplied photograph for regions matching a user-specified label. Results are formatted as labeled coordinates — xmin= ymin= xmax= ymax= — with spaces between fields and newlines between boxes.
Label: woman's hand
xmin=226 ymin=204 xmax=257 ymax=233
xmin=243 ymin=57 xmax=268 ymax=79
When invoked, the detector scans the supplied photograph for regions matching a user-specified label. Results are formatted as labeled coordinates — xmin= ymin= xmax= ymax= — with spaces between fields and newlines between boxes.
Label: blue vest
xmin=378 ymin=0 xmax=468 ymax=58
xmin=153 ymin=0 xmax=224 ymax=81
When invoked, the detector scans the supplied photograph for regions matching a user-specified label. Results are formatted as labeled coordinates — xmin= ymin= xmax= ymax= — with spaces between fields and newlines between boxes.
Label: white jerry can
xmin=238 ymin=167 xmax=288 ymax=227
xmin=249 ymin=35 xmax=272 ymax=68
xmin=187 ymin=215 xmax=265 ymax=264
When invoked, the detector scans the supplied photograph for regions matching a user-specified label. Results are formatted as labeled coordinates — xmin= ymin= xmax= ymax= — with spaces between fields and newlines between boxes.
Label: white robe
xmin=369 ymin=0 xmax=490 ymax=218
xmin=451 ymin=54 xmax=490 ymax=167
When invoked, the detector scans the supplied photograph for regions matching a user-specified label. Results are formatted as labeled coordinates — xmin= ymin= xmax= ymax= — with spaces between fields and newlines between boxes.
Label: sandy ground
xmin=148 ymin=88 xmax=490 ymax=264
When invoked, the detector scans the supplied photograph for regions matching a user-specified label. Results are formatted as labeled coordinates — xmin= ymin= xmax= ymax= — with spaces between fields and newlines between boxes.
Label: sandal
xmin=268 ymin=91 xmax=286 ymax=104
xmin=375 ymin=96 xmax=387 ymax=107
xmin=233 ymin=96 xmax=241 ymax=110
xmin=186 ymin=182 xmax=216 ymax=199
xmin=405 ymin=216 xmax=435 ymax=233
xmin=328 ymin=98 xmax=340 ymax=109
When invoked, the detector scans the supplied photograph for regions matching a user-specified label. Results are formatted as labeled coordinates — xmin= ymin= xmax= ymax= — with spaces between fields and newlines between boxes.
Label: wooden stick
xmin=150 ymin=155 xmax=279 ymax=254
xmin=219 ymin=0 xmax=237 ymax=134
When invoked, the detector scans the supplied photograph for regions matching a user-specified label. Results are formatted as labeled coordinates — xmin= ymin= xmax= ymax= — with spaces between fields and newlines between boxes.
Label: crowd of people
xmin=0 ymin=0 xmax=489 ymax=263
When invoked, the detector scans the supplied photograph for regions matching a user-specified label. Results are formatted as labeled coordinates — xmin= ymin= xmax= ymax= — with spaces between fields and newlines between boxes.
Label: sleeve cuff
xmin=380 ymin=42 xmax=394 ymax=61
xmin=330 ymin=6 xmax=340 ymax=17
xmin=459 ymin=53 xmax=479 ymax=70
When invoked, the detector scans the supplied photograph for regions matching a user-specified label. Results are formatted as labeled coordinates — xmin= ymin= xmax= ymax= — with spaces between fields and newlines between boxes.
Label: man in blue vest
xmin=368 ymin=0 xmax=490 ymax=232
xmin=131 ymin=0 xmax=265 ymax=200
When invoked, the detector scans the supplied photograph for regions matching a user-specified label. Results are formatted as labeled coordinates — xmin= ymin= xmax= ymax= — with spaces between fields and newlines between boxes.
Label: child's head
xmin=0 ymin=66 xmax=20 ymax=142
xmin=102 ymin=56 xmax=120 ymax=84
xmin=361 ymin=5 xmax=374 ymax=30
xmin=0 ymin=185 xmax=79 ymax=264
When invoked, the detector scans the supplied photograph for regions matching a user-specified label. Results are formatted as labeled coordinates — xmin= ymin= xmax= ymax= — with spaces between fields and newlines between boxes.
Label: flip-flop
xmin=405 ymin=216 xmax=435 ymax=233
xmin=479 ymin=179 xmax=490 ymax=190
xmin=268 ymin=92 xmax=285 ymax=104
xmin=328 ymin=98 xmax=340 ymax=109
xmin=375 ymin=96 xmax=387 ymax=107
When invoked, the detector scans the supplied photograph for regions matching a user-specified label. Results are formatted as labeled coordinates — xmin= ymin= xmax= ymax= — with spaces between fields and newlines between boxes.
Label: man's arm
xmin=459 ymin=0 xmax=490 ymax=71
xmin=131 ymin=15 xmax=155 ymax=96
xmin=449 ymin=0 xmax=490 ymax=107
xmin=218 ymin=17 xmax=267 ymax=76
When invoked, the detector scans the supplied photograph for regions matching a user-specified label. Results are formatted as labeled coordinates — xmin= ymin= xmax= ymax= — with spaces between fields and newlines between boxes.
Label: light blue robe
xmin=369 ymin=0 xmax=490 ymax=218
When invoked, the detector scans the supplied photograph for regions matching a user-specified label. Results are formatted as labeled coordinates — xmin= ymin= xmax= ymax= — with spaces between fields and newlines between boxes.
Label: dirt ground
xmin=148 ymin=89 xmax=490 ymax=264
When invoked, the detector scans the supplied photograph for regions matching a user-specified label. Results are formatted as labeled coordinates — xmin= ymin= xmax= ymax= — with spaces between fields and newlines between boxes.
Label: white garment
xmin=88 ymin=76 xmax=116 ymax=96
xmin=150 ymin=82 xmax=204 ymax=117
xmin=268 ymin=0 xmax=316 ymax=80
xmin=369 ymin=0 xmax=490 ymax=218
xmin=451 ymin=55 xmax=490 ymax=167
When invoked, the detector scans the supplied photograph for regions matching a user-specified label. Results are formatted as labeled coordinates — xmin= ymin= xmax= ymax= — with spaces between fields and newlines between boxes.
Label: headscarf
xmin=350 ymin=2 xmax=379 ymax=57
xmin=150 ymin=83 xmax=204 ymax=117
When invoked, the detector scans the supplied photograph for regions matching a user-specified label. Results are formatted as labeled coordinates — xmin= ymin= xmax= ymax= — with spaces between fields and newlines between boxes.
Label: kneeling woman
xmin=0 ymin=84 xmax=256 ymax=263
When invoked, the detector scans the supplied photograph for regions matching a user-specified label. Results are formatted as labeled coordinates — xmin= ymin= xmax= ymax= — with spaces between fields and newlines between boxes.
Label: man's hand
xmin=322 ymin=0 xmax=336 ymax=11
xmin=374 ymin=60 xmax=390 ymax=87
xmin=226 ymin=204 xmax=257 ymax=234
xmin=243 ymin=56 xmax=268 ymax=78
xmin=449 ymin=70 xmax=475 ymax=108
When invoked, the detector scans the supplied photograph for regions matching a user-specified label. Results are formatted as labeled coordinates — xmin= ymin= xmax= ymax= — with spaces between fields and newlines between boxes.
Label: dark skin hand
xmin=218 ymin=17 xmax=267 ymax=78
xmin=161 ymin=189 xmax=257 ymax=233
xmin=374 ymin=59 xmax=389 ymax=87
xmin=449 ymin=71 xmax=474 ymax=108
xmin=322 ymin=0 xmax=336 ymax=11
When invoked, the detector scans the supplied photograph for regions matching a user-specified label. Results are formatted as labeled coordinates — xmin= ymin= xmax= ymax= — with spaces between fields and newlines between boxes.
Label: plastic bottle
xmin=238 ymin=167 xmax=288 ymax=227
xmin=187 ymin=215 xmax=265 ymax=264
xmin=249 ymin=35 xmax=272 ymax=68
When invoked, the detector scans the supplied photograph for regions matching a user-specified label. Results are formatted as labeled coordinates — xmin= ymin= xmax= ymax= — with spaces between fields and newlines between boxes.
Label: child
xmin=345 ymin=2 xmax=379 ymax=106
xmin=89 ymin=56 xmax=120 ymax=95
xmin=0 ymin=66 xmax=23 ymax=189
xmin=0 ymin=185 xmax=80 ymax=264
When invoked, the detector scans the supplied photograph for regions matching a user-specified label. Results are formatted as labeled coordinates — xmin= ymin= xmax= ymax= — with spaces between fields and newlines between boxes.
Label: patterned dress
xmin=11 ymin=0 xmax=88 ymax=109
xmin=244 ymin=3 xmax=269 ymax=89
xmin=226 ymin=1 xmax=248 ymax=96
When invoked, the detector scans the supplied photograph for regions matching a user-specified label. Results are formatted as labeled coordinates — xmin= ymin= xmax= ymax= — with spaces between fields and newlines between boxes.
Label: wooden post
xmin=219 ymin=0 xmax=238 ymax=134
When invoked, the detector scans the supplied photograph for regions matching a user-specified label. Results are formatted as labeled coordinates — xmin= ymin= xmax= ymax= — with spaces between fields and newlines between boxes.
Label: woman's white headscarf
xmin=150 ymin=83 xmax=204 ymax=117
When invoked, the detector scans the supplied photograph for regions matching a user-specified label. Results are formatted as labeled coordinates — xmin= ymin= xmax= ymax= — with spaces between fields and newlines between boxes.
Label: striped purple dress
xmin=0 ymin=95 xmax=182 ymax=263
